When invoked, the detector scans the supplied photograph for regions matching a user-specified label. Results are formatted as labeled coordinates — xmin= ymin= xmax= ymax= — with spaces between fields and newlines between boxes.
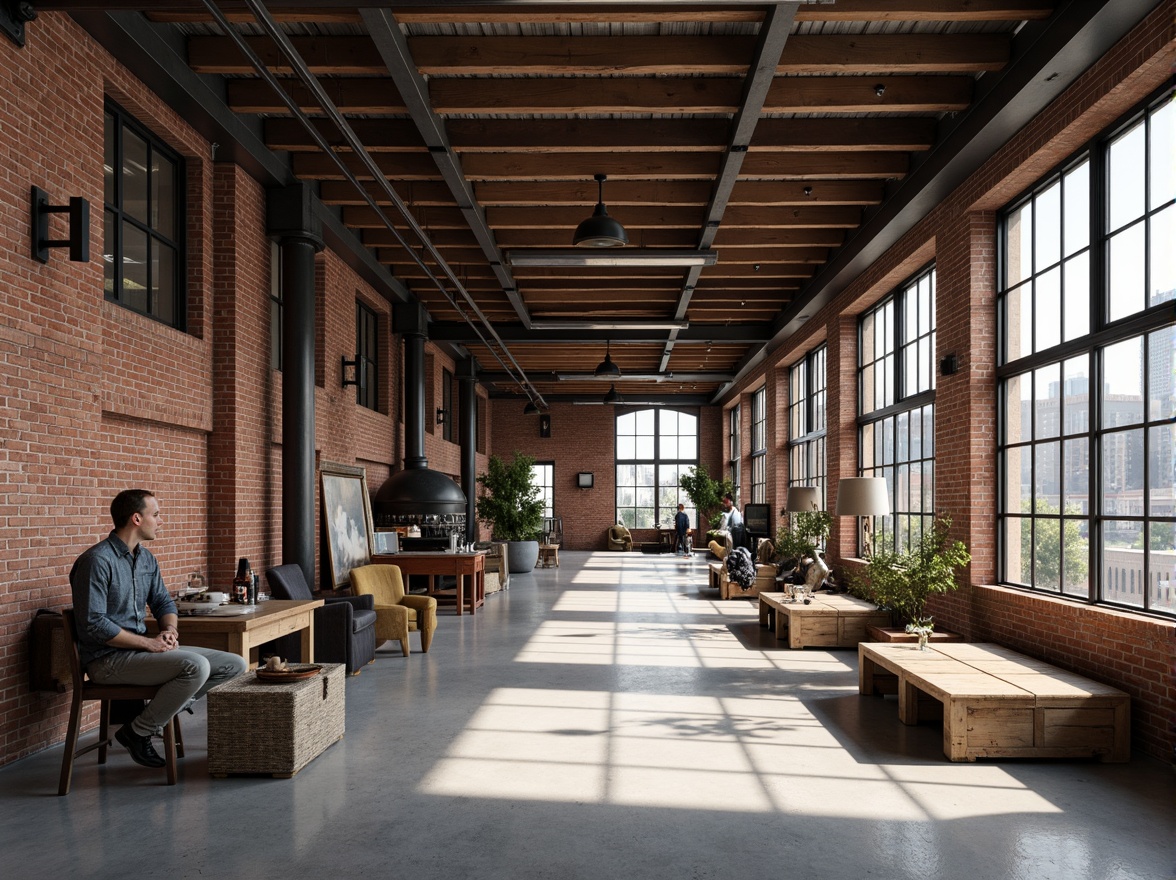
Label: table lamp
xmin=835 ymin=477 xmax=890 ymax=558
xmin=785 ymin=486 xmax=820 ymax=514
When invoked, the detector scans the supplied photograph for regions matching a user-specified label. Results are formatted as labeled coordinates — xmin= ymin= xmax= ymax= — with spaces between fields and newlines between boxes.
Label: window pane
xmin=1006 ymin=200 xmax=1032 ymax=286
xmin=1062 ymin=517 xmax=1089 ymax=597
xmin=1036 ymin=440 xmax=1060 ymax=503
xmin=1002 ymin=515 xmax=1028 ymax=584
xmin=1063 ymin=253 xmax=1090 ymax=341
xmin=122 ymin=128 xmax=148 ymax=225
xmin=636 ymin=436 xmax=654 ymax=459
xmin=1103 ymin=428 xmax=1144 ymax=516
xmin=1035 ymin=267 xmax=1061 ymax=351
xmin=1149 ymin=424 xmax=1175 ymax=518
xmin=1108 ymin=121 xmax=1146 ymax=231
xmin=103 ymin=208 xmax=117 ymax=297
xmin=1149 ymin=325 xmax=1176 ymax=420
xmin=1064 ymin=437 xmax=1089 ymax=512
xmin=1149 ymin=527 xmax=1176 ymax=613
xmin=1108 ymin=222 xmax=1146 ymax=322
xmin=1063 ymin=355 xmax=1089 ymax=436
xmin=1150 ymin=204 xmax=1175 ymax=308
xmin=1035 ymin=363 xmax=1060 ymax=440
xmin=1004 ymin=374 xmax=1028 ymax=444
xmin=1103 ymin=520 xmax=1144 ymax=607
xmin=1034 ymin=515 xmax=1060 ymax=591
xmin=617 ymin=436 xmax=635 ymax=460
xmin=1063 ymin=160 xmax=1090 ymax=257
xmin=662 ymin=436 xmax=678 ymax=459
xmin=1148 ymin=99 xmax=1174 ymax=209
xmin=151 ymin=152 xmax=176 ymax=239
xmin=1003 ymin=282 xmax=1030 ymax=362
xmin=1035 ymin=180 xmax=1061 ymax=269
xmin=1102 ymin=336 xmax=1146 ymax=430
xmin=121 ymin=221 xmax=148 ymax=313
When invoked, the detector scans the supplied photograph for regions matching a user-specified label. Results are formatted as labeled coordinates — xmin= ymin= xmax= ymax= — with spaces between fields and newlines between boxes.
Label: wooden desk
xmin=758 ymin=592 xmax=890 ymax=648
xmin=149 ymin=599 xmax=322 ymax=666
xmin=372 ymin=551 xmax=485 ymax=615
xmin=859 ymin=642 xmax=1130 ymax=762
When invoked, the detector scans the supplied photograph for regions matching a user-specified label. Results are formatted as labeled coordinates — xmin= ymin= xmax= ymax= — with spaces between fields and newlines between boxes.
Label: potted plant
xmin=476 ymin=452 xmax=545 ymax=573
xmin=773 ymin=506 xmax=833 ymax=566
xmin=679 ymin=464 xmax=734 ymax=551
xmin=848 ymin=514 xmax=971 ymax=649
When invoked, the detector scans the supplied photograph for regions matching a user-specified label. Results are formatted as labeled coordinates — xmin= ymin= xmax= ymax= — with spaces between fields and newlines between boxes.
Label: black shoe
xmin=115 ymin=725 xmax=166 ymax=768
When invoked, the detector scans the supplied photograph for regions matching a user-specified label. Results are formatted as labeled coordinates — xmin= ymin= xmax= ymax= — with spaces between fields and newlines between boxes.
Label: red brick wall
xmin=488 ymin=402 xmax=723 ymax=549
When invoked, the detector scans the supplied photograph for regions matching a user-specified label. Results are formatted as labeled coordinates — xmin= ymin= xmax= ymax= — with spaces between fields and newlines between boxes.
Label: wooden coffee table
xmin=149 ymin=598 xmax=322 ymax=667
xmin=759 ymin=592 xmax=890 ymax=649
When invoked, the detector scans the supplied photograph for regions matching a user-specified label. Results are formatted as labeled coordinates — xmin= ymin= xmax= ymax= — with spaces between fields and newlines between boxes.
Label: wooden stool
xmin=538 ymin=544 xmax=560 ymax=568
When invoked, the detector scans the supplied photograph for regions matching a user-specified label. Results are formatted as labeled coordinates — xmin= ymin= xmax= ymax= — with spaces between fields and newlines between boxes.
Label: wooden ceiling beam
xmin=191 ymin=34 xmax=1009 ymax=76
xmin=141 ymin=1 xmax=1052 ymax=25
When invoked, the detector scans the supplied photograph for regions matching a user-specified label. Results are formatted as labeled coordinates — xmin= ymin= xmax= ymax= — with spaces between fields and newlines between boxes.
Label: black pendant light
xmin=523 ymin=400 xmax=538 ymax=414
xmin=573 ymin=174 xmax=629 ymax=248
xmin=593 ymin=339 xmax=622 ymax=378
xmin=603 ymin=383 xmax=624 ymax=405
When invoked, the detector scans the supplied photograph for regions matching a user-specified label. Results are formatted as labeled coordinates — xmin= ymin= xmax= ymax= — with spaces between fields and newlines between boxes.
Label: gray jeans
xmin=87 ymin=647 xmax=248 ymax=737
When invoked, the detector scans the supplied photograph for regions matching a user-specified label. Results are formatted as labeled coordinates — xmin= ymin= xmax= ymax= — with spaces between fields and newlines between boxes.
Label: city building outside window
xmin=997 ymin=86 xmax=1175 ymax=617
xmin=355 ymin=300 xmax=379 ymax=411
xmin=103 ymin=99 xmax=184 ymax=328
xmin=858 ymin=266 xmax=937 ymax=554
xmin=751 ymin=386 xmax=767 ymax=504
xmin=788 ymin=345 xmax=827 ymax=507
xmin=616 ymin=409 xmax=698 ymax=529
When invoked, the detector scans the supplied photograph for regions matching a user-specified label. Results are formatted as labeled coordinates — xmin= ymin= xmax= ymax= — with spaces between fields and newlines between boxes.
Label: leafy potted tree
xmin=679 ymin=464 xmax=734 ymax=552
xmin=848 ymin=514 xmax=971 ymax=648
xmin=476 ymin=452 xmax=545 ymax=573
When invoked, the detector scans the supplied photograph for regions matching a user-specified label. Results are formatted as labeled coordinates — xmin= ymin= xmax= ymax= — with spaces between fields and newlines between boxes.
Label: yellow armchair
xmin=608 ymin=524 xmax=633 ymax=551
xmin=349 ymin=564 xmax=437 ymax=657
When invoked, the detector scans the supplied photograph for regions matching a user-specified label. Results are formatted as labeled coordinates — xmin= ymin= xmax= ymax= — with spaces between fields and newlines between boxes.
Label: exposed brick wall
xmin=488 ymin=402 xmax=724 ymax=550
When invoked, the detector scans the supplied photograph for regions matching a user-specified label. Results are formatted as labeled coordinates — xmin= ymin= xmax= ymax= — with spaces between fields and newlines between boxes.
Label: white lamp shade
xmin=785 ymin=486 xmax=820 ymax=513
xmin=836 ymin=477 xmax=890 ymax=516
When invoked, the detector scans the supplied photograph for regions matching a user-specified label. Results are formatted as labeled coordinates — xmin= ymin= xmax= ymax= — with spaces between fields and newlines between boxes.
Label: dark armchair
xmin=265 ymin=564 xmax=378 ymax=675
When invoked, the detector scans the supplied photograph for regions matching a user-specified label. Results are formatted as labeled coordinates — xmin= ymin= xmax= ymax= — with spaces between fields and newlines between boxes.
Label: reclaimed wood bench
xmin=859 ymin=642 xmax=1130 ymax=762
xmin=759 ymin=592 xmax=891 ymax=649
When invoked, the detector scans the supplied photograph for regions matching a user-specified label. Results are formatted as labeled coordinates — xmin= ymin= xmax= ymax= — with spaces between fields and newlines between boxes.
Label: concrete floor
xmin=2 ymin=551 xmax=1173 ymax=880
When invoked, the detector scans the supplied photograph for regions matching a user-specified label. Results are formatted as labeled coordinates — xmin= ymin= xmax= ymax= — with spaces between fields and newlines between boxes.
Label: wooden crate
xmin=760 ymin=593 xmax=890 ymax=649
xmin=207 ymin=664 xmax=345 ymax=778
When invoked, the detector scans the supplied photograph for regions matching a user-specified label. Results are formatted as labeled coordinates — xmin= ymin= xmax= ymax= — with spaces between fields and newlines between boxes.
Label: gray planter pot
xmin=506 ymin=540 xmax=540 ymax=573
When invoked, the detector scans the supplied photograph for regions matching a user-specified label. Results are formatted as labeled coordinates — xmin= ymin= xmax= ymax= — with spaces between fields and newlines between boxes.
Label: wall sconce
xmin=436 ymin=407 xmax=447 ymax=425
xmin=31 ymin=187 xmax=89 ymax=263
xmin=577 ymin=472 xmax=594 ymax=489
xmin=940 ymin=353 xmax=960 ymax=376
xmin=341 ymin=356 xmax=362 ymax=388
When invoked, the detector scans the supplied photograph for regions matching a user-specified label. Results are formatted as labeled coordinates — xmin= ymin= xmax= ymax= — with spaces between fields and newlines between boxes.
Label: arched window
xmin=616 ymin=409 xmax=698 ymax=529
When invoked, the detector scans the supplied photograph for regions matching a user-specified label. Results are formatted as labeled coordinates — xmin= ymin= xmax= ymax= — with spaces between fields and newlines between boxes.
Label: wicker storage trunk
xmin=207 ymin=664 xmax=345 ymax=778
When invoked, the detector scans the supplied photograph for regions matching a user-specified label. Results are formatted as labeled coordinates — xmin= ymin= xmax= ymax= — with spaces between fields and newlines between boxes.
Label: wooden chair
xmin=58 ymin=608 xmax=183 ymax=795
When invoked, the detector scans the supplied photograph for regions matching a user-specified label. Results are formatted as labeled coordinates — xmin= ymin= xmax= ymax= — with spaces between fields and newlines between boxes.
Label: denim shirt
xmin=68 ymin=531 xmax=178 ymax=668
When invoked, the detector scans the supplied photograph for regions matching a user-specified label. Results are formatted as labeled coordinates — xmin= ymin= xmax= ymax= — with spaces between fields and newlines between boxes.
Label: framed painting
xmin=320 ymin=461 xmax=374 ymax=589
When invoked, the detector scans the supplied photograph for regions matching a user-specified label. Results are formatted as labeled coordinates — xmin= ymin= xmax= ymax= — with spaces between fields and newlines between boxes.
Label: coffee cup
xmin=203 ymin=591 xmax=229 ymax=605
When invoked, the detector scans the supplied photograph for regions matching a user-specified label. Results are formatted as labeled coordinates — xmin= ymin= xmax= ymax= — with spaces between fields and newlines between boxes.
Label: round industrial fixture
xmin=593 ymin=339 xmax=622 ymax=378
xmin=523 ymin=400 xmax=538 ymax=414
xmin=573 ymin=174 xmax=629 ymax=248
xmin=603 ymin=383 xmax=624 ymax=405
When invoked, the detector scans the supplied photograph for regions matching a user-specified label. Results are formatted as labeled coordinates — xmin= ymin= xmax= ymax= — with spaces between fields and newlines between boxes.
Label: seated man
xmin=70 ymin=490 xmax=248 ymax=768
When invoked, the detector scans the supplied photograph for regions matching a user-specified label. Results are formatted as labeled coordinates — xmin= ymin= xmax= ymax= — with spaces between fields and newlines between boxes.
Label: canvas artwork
xmin=321 ymin=466 xmax=373 ymax=589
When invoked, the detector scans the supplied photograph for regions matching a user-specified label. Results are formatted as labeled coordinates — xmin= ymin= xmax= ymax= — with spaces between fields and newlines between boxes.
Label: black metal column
xmin=458 ymin=359 xmax=478 ymax=542
xmin=269 ymin=184 xmax=323 ymax=589
xmin=395 ymin=302 xmax=428 ymax=470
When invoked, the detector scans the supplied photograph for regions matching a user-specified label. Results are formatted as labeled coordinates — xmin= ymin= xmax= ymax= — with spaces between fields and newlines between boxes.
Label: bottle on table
xmin=233 ymin=557 xmax=251 ymax=604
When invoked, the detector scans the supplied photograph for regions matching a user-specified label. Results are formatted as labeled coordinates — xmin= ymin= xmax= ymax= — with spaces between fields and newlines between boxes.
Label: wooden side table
xmin=538 ymin=544 xmax=560 ymax=567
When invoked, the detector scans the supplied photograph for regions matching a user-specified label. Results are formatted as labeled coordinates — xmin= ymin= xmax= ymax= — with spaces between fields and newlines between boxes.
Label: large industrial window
xmin=858 ymin=266 xmax=937 ymax=554
xmin=750 ymin=386 xmax=767 ymax=504
xmin=616 ymin=409 xmax=698 ymax=529
xmin=103 ymin=99 xmax=184 ymax=328
xmin=998 ymin=86 xmax=1175 ymax=617
xmin=728 ymin=405 xmax=741 ymax=506
xmin=355 ymin=301 xmax=379 ymax=411
xmin=441 ymin=368 xmax=454 ymax=442
xmin=269 ymin=241 xmax=282 ymax=371
xmin=788 ymin=345 xmax=827 ymax=506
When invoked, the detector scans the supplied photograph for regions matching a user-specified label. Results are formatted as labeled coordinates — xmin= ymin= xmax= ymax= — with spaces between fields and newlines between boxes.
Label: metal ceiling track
xmin=658 ymin=1 xmax=801 ymax=386
xmin=203 ymin=0 xmax=549 ymax=410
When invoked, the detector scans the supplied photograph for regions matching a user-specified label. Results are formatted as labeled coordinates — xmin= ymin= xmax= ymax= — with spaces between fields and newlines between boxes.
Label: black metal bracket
xmin=31 ymin=186 xmax=89 ymax=263
xmin=1 ymin=1 xmax=36 ymax=48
